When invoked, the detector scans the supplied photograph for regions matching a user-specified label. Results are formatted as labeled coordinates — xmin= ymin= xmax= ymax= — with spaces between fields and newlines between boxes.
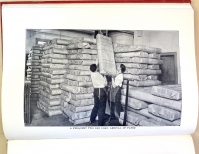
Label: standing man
xmin=90 ymin=64 xmax=107 ymax=126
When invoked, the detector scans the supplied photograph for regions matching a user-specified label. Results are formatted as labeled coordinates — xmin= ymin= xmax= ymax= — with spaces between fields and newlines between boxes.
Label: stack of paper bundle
xmin=96 ymin=34 xmax=117 ymax=76
xmin=120 ymin=85 xmax=182 ymax=126
xmin=60 ymin=37 xmax=97 ymax=125
xmin=114 ymin=44 xmax=162 ymax=87
xmin=26 ymin=45 xmax=44 ymax=101
xmin=37 ymin=40 xmax=70 ymax=117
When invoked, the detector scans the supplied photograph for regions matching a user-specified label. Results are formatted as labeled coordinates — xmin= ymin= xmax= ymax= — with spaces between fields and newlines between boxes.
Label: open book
xmin=1 ymin=3 xmax=198 ymax=154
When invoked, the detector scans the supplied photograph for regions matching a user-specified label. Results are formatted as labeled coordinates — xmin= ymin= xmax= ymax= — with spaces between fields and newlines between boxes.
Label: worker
xmin=89 ymin=64 xmax=108 ymax=126
xmin=110 ymin=64 xmax=126 ymax=120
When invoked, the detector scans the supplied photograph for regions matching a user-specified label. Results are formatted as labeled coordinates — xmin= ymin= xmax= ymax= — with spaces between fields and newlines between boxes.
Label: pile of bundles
xmin=37 ymin=39 xmax=70 ymax=117
xmin=114 ymin=44 xmax=163 ymax=87
xmin=96 ymin=34 xmax=117 ymax=76
xmin=120 ymin=85 xmax=182 ymax=126
xmin=26 ymin=45 xmax=44 ymax=101
xmin=59 ymin=37 xmax=97 ymax=125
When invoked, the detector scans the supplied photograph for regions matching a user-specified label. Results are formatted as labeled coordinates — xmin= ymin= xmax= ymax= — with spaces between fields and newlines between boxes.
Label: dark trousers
xmin=90 ymin=88 xmax=107 ymax=126
xmin=109 ymin=87 xmax=123 ymax=119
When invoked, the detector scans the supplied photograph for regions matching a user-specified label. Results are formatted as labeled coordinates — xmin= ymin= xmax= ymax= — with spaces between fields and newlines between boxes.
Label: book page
xmin=7 ymin=135 xmax=195 ymax=154
xmin=2 ymin=3 xmax=198 ymax=140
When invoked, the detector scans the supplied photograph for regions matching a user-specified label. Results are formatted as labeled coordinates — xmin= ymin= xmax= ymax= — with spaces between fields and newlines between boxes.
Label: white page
xmin=7 ymin=135 xmax=195 ymax=154
xmin=2 ymin=4 xmax=198 ymax=140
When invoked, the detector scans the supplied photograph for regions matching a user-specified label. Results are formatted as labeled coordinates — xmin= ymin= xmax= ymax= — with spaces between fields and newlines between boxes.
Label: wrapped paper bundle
xmin=41 ymin=58 xmax=48 ymax=64
xmin=44 ymin=44 xmax=66 ymax=51
xmin=125 ymin=68 xmax=161 ymax=75
xmin=120 ymin=111 xmax=147 ymax=126
xmin=27 ymin=72 xmax=41 ymax=75
xmin=122 ymin=88 xmax=182 ymax=111
xmin=60 ymin=100 xmax=69 ymax=108
xmin=60 ymin=84 xmax=89 ymax=94
xmin=68 ymin=103 xmax=94 ymax=113
xmin=26 ymin=62 xmax=41 ymax=66
xmin=65 ymin=42 xmax=90 ymax=49
xmin=90 ymin=45 xmax=97 ymax=50
xmin=60 ymin=94 xmax=70 ymax=102
xmin=38 ymin=99 xmax=61 ymax=110
xmin=39 ymin=96 xmax=61 ymax=106
xmin=69 ymin=117 xmax=90 ymax=125
xmin=41 ymin=73 xmax=64 ymax=79
xmin=51 ymin=38 xmax=72 ymax=45
xmin=123 ymin=74 xmax=147 ymax=81
xmin=29 ymin=49 xmax=41 ymax=54
xmin=69 ymin=98 xmax=94 ymax=107
xmin=115 ymin=57 xmax=132 ymax=63
xmin=45 ymin=88 xmax=62 ymax=95
xmin=147 ymin=65 xmax=160 ymax=70
xmin=41 ymin=63 xmax=50 ymax=67
xmin=71 ymin=93 xmax=93 ymax=100
xmin=148 ymin=53 xmax=160 ymax=59
xmin=67 ymin=54 xmax=92 ymax=60
xmin=48 ymin=48 xmax=69 ymax=55
xmin=68 ymin=70 xmax=91 ymax=76
xmin=69 ymin=37 xmax=96 ymax=44
xmin=43 ymin=53 xmax=67 ymax=59
xmin=128 ymin=108 xmax=178 ymax=126
xmin=151 ymin=85 xmax=182 ymax=100
xmin=27 ymin=75 xmax=39 ymax=79
xmin=68 ymin=65 xmax=90 ymax=71
xmin=67 ymin=50 xmax=78 ymax=54
xmin=29 ymin=53 xmax=43 ymax=56
xmin=31 ymin=81 xmax=39 ymax=85
xmin=121 ymin=95 xmax=149 ymax=109
xmin=47 ymin=58 xmax=68 ymax=64
xmin=148 ymin=104 xmax=181 ymax=121
xmin=116 ymin=63 xmax=147 ymax=69
xmin=46 ymin=78 xmax=64 ymax=84
xmin=40 ymin=91 xmax=60 ymax=100
xmin=68 ymin=60 xmax=96 ymax=66
xmin=63 ymin=109 xmax=92 ymax=120
xmin=115 ymin=52 xmax=148 ymax=58
xmin=28 ymin=56 xmax=40 ymax=60
xmin=124 ymin=80 xmax=161 ymax=87
xmin=40 ymin=81 xmax=60 ymax=89
xmin=139 ymin=119 xmax=166 ymax=126
xmin=113 ymin=44 xmax=162 ymax=54
xmin=45 ymin=64 xmax=69 ymax=69
xmin=77 ymin=49 xmax=98 ymax=54
xmin=28 ymin=66 xmax=41 ymax=69
xmin=96 ymin=34 xmax=117 ymax=76
xmin=147 ymin=75 xmax=158 ymax=80
xmin=131 ymin=57 xmax=163 ymax=65
xmin=27 ymin=59 xmax=41 ymax=63
xmin=48 ymin=69 xmax=67 ymax=75
xmin=64 ymin=74 xmax=91 ymax=82
xmin=41 ymin=68 xmax=49 ymax=72
xmin=27 ymin=68 xmax=40 ymax=72
xmin=64 ymin=79 xmax=93 ymax=87
xmin=119 ymin=119 xmax=134 ymax=126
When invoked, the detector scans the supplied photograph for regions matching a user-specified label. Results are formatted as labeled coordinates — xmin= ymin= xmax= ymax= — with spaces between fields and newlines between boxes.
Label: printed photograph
xmin=24 ymin=30 xmax=182 ymax=127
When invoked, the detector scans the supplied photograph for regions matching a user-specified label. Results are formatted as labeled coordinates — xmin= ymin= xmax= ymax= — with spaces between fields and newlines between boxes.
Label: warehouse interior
xmin=24 ymin=29 xmax=182 ymax=127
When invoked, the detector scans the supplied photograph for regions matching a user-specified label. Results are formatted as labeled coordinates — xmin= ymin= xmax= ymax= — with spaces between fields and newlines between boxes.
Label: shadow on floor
xmin=26 ymin=101 xmax=121 ymax=127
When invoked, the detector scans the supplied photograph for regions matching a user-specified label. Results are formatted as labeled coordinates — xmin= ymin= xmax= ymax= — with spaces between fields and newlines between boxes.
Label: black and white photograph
xmin=24 ymin=29 xmax=182 ymax=127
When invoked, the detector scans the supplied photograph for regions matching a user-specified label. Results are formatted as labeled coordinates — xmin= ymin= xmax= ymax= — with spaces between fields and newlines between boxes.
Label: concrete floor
xmin=27 ymin=100 xmax=120 ymax=127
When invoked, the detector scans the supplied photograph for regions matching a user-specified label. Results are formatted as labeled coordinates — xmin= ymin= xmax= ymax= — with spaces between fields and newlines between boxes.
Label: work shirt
xmin=114 ymin=73 xmax=123 ymax=87
xmin=91 ymin=72 xmax=107 ymax=88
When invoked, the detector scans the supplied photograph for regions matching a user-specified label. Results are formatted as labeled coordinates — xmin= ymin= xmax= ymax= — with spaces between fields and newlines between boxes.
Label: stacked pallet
xmin=120 ymin=85 xmax=182 ymax=126
xmin=60 ymin=37 xmax=97 ymax=125
xmin=114 ymin=44 xmax=162 ymax=87
xmin=26 ymin=45 xmax=44 ymax=101
xmin=37 ymin=40 xmax=70 ymax=117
